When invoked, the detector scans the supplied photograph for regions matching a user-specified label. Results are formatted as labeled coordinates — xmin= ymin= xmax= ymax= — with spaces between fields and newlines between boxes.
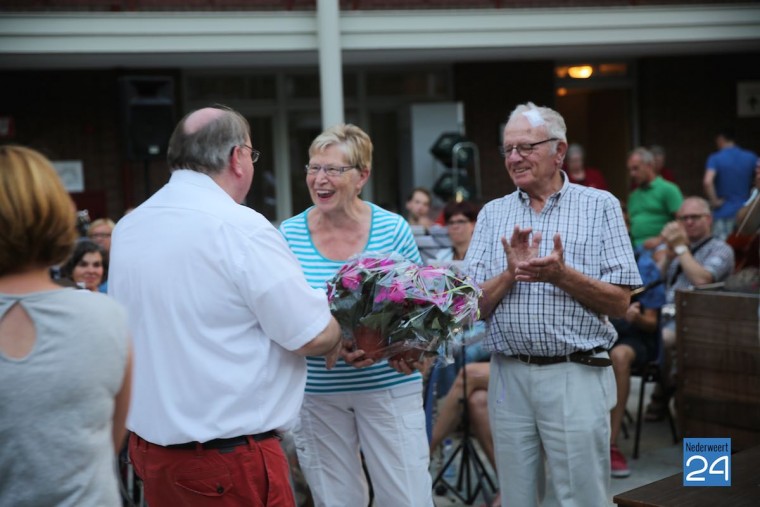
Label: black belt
xmin=165 ymin=430 xmax=280 ymax=450
xmin=509 ymin=346 xmax=611 ymax=367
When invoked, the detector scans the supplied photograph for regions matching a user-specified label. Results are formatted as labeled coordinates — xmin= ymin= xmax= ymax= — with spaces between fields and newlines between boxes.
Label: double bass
xmin=727 ymin=194 xmax=760 ymax=271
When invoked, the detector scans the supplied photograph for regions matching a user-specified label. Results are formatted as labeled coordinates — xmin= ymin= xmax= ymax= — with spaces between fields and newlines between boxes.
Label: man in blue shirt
xmin=703 ymin=127 xmax=758 ymax=239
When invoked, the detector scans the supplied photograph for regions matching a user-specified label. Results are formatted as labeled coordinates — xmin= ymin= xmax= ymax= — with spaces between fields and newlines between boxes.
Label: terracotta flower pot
xmin=352 ymin=326 xmax=390 ymax=360
xmin=353 ymin=326 xmax=431 ymax=363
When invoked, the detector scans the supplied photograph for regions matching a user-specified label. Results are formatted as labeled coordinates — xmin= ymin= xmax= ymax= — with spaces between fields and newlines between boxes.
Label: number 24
xmin=685 ymin=455 xmax=729 ymax=482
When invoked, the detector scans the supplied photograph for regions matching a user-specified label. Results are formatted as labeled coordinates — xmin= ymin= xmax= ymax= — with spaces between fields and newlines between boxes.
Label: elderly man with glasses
xmin=644 ymin=196 xmax=735 ymax=421
xmin=466 ymin=102 xmax=640 ymax=506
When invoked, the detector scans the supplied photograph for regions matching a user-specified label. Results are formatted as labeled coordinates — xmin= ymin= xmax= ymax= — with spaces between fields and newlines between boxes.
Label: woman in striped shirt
xmin=280 ymin=124 xmax=434 ymax=507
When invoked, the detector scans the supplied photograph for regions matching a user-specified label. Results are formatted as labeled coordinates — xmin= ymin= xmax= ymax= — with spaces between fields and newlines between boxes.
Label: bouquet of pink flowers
xmin=326 ymin=252 xmax=482 ymax=362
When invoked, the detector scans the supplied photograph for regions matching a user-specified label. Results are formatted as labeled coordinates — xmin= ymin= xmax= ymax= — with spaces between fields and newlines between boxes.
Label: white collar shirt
xmin=109 ymin=170 xmax=332 ymax=445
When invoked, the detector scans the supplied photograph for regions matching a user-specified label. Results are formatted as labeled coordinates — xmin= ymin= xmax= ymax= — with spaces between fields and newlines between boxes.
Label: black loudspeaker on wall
xmin=119 ymin=76 xmax=175 ymax=161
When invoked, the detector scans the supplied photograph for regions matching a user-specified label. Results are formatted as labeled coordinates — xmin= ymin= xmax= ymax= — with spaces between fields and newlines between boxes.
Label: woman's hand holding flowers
xmin=388 ymin=353 xmax=434 ymax=375
xmin=341 ymin=340 xmax=375 ymax=368
xmin=326 ymin=253 xmax=482 ymax=365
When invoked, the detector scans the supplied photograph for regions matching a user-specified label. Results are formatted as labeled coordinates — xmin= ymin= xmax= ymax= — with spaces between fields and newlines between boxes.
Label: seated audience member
xmin=646 ymin=196 xmax=734 ymax=420
xmin=87 ymin=217 xmax=115 ymax=292
xmin=427 ymin=200 xmax=479 ymax=395
xmin=406 ymin=187 xmax=435 ymax=230
xmin=429 ymin=363 xmax=491 ymax=462
xmin=0 ymin=145 xmax=132 ymax=506
xmin=627 ymin=147 xmax=683 ymax=247
xmin=609 ymin=250 xmax=666 ymax=478
xmin=649 ymin=145 xmax=676 ymax=184
xmin=435 ymin=200 xmax=479 ymax=263
xmin=627 ymin=146 xmax=683 ymax=257
xmin=565 ymin=143 xmax=608 ymax=190
xmin=630 ymin=144 xmax=678 ymax=190
xmin=428 ymin=344 xmax=498 ymax=507
xmin=60 ymin=239 xmax=107 ymax=292
xmin=88 ymin=217 xmax=115 ymax=252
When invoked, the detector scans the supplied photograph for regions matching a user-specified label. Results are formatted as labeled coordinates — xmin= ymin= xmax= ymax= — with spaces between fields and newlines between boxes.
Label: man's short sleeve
xmin=600 ymin=197 xmax=642 ymax=287
xmin=702 ymin=242 xmax=735 ymax=284
xmin=705 ymin=152 xmax=719 ymax=172
xmin=233 ymin=225 xmax=333 ymax=351
xmin=664 ymin=183 xmax=684 ymax=216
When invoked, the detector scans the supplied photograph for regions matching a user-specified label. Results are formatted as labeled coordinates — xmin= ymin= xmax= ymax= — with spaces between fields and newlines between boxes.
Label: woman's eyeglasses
xmin=304 ymin=165 xmax=358 ymax=177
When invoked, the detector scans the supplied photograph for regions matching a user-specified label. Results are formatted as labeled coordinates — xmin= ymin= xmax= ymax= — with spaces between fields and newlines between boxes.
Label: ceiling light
xmin=567 ymin=65 xmax=593 ymax=79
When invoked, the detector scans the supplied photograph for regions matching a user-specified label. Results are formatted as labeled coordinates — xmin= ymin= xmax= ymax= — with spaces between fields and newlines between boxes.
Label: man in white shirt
xmin=109 ymin=105 xmax=342 ymax=507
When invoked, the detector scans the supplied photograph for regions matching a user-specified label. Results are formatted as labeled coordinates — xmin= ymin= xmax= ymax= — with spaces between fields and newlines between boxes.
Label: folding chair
xmin=629 ymin=317 xmax=678 ymax=459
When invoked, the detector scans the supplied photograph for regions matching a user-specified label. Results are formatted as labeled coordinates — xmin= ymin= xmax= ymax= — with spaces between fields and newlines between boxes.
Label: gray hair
xmin=507 ymin=102 xmax=567 ymax=154
xmin=567 ymin=143 xmax=584 ymax=159
xmin=650 ymin=144 xmax=665 ymax=157
xmin=629 ymin=146 xmax=654 ymax=166
xmin=166 ymin=105 xmax=250 ymax=175
xmin=682 ymin=195 xmax=711 ymax=215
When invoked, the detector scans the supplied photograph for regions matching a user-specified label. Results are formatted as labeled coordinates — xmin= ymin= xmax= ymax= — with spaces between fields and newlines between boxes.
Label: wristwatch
xmin=674 ymin=244 xmax=688 ymax=256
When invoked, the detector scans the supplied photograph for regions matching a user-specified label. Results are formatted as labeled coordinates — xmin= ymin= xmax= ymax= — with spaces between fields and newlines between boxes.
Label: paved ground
xmin=430 ymin=381 xmax=682 ymax=507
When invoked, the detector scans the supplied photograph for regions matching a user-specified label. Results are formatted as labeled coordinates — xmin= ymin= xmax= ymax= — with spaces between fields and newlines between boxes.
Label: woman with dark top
xmin=435 ymin=200 xmax=479 ymax=263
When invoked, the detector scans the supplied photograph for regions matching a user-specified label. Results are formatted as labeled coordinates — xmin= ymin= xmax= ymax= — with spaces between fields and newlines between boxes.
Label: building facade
xmin=1 ymin=1 xmax=759 ymax=221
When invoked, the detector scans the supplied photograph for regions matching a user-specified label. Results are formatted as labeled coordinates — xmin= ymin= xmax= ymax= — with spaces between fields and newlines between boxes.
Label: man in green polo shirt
xmin=627 ymin=147 xmax=684 ymax=248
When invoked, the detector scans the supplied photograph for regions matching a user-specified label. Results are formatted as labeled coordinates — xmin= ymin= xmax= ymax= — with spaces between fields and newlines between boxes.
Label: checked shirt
xmin=465 ymin=172 xmax=641 ymax=357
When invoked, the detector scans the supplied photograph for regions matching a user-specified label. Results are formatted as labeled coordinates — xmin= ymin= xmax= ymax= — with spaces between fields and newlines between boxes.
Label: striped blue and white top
xmin=279 ymin=201 xmax=423 ymax=394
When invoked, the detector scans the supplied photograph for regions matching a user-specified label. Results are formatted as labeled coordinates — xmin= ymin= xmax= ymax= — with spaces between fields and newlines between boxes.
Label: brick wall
xmin=3 ymin=54 xmax=758 ymax=217
xmin=0 ymin=0 xmax=749 ymax=12
xmin=0 ymin=69 xmax=179 ymax=219
xmin=0 ymin=0 xmax=312 ymax=10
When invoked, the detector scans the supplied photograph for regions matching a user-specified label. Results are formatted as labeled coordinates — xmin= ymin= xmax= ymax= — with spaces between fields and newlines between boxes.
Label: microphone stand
xmin=432 ymin=344 xmax=497 ymax=505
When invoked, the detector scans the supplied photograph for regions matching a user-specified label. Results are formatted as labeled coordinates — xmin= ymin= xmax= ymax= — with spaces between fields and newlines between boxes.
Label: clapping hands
xmin=502 ymin=226 xmax=566 ymax=284
xmin=660 ymin=221 xmax=688 ymax=252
